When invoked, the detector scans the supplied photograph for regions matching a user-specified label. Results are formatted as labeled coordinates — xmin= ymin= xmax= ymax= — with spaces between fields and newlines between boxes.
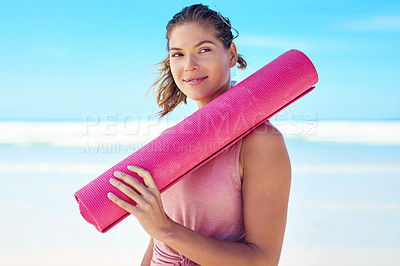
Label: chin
xmin=187 ymin=95 xmax=205 ymax=102
xmin=186 ymin=92 xmax=213 ymax=101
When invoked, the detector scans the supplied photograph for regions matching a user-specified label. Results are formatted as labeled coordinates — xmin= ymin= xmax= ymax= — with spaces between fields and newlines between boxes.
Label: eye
xmin=199 ymin=48 xmax=211 ymax=53
xmin=171 ymin=52 xmax=183 ymax=58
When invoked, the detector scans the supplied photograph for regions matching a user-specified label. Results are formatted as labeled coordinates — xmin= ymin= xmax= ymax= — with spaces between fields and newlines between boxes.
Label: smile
xmin=184 ymin=76 xmax=207 ymax=85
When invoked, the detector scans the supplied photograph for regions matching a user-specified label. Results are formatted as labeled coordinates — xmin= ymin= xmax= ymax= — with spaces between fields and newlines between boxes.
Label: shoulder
xmin=239 ymin=121 xmax=290 ymax=177
xmin=239 ymin=121 xmax=291 ymax=263
xmin=242 ymin=121 xmax=285 ymax=149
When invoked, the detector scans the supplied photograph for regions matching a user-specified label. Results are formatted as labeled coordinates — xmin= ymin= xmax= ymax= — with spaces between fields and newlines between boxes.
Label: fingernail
xmin=110 ymin=178 xmax=117 ymax=184
xmin=114 ymin=171 xmax=120 ymax=176
xmin=108 ymin=192 xmax=115 ymax=199
xmin=127 ymin=166 xmax=134 ymax=170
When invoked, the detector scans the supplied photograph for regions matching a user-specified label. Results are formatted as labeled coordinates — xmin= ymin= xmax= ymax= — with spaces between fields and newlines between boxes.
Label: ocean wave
xmin=293 ymin=163 xmax=400 ymax=174
xmin=0 ymin=162 xmax=108 ymax=175
xmin=0 ymin=120 xmax=399 ymax=147
xmin=274 ymin=120 xmax=400 ymax=145
xmin=1 ymin=162 xmax=399 ymax=175
xmin=0 ymin=120 xmax=179 ymax=148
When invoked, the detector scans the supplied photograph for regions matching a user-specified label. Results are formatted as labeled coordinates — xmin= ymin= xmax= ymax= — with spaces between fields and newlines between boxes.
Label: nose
xmin=184 ymin=55 xmax=198 ymax=72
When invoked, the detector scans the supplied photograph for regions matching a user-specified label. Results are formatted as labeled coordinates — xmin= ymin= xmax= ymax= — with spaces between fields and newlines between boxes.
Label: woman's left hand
xmin=107 ymin=165 xmax=174 ymax=240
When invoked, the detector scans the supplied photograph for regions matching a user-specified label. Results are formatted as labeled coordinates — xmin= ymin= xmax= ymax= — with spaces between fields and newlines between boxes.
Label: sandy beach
xmin=0 ymin=120 xmax=399 ymax=265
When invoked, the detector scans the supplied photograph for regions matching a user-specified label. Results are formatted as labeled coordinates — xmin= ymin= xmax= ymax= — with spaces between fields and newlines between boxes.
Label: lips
xmin=184 ymin=76 xmax=207 ymax=85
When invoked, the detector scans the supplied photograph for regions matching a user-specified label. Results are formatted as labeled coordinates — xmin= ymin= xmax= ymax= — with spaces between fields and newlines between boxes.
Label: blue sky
xmin=0 ymin=0 xmax=399 ymax=121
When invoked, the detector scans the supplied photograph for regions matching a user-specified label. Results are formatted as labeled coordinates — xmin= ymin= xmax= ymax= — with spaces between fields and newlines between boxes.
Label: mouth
xmin=184 ymin=76 xmax=207 ymax=85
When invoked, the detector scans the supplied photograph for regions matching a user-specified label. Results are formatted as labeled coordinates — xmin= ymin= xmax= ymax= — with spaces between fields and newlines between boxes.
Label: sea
xmin=0 ymin=119 xmax=399 ymax=266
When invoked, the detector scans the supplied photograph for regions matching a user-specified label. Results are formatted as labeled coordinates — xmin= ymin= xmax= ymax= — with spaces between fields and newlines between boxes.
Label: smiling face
xmin=168 ymin=22 xmax=238 ymax=108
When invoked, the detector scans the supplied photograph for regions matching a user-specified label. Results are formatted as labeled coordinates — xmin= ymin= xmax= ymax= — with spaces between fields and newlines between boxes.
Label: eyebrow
xmin=169 ymin=40 xmax=216 ymax=51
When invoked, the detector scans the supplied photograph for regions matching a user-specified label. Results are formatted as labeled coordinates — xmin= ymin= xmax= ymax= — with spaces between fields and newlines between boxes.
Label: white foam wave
xmin=0 ymin=120 xmax=399 ymax=147
xmin=293 ymin=163 xmax=400 ymax=174
xmin=315 ymin=202 xmax=400 ymax=213
xmin=0 ymin=120 xmax=179 ymax=148
xmin=0 ymin=162 xmax=109 ymax=175
xmin=1 ymin=162 xmax=399 ymax=175
xmin=273 ymin=120 xmax=400 ymax=145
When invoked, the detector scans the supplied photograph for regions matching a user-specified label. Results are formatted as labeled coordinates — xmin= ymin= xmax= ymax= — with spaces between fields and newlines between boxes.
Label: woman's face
xmin=168 ymin=22 xmax=238 ymax=108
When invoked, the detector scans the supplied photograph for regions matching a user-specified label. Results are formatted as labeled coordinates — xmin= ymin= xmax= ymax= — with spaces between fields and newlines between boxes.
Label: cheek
xmin=212 ymin=54 xmax=230 ymax=74
xmin=169 ymin=63 xmax=180 ymax=82
xmin=169 ymin=64 xmax=185 ymax=91
xmin=213 ymin=61 xmax=230 ymax=80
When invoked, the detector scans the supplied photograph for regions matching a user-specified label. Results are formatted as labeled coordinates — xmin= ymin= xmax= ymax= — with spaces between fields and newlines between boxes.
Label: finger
xmin=107 ymin=192 xmax=137 ymax=214
xmin=127 ymin=166 xmax=158 ymax=189
xmin=109 ymin=178 xmax=144 ymax=206
xmin=113 ymin=171 xmax=148 ymax=195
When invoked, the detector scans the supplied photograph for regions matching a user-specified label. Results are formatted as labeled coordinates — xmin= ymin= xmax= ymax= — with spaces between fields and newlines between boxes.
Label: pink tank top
xmin=151 ymin=139 xmax=245 ymax=265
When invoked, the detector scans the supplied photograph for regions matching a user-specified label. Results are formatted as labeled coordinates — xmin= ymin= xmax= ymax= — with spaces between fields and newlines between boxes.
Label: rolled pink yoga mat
xmin=75 ymin=49 xmax=319 ymax=233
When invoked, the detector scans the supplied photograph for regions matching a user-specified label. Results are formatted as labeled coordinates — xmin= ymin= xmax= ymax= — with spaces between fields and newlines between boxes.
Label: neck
xmin=196 ymin=82 xmax=232 ymax=109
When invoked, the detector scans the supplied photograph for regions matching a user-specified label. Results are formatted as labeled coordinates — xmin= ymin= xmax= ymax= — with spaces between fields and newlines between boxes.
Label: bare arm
xmin=158 ymin=123 xmax=291 ymax=265
xmin=141 ymin=238 xmax=154 ymax=266
xmin=108 ymin=123 xmax=291 ymax=265
xmin=240 ymin=123 xmax=292 ymax=264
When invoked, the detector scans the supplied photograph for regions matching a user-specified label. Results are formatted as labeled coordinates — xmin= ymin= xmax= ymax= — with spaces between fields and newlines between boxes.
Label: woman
xmin=107 ymin=4 xmax=291 ymax=265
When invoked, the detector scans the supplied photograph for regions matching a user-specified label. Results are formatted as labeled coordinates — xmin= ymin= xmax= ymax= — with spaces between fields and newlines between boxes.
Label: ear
xmin=229 ymin=42 xmax=238 ymax=68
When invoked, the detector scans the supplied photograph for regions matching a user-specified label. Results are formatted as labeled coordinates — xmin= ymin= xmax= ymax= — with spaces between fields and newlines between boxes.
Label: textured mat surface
xmin=75 ymin=49 xmax=319 ymax=233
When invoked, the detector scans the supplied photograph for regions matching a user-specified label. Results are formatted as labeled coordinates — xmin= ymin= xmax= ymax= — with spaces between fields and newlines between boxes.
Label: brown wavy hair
xmin=148 ymin=4 xmax=247 ymax=118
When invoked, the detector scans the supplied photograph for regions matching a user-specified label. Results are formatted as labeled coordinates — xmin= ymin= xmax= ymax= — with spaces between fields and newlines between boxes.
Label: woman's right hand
xmin=107 ymin=165 xmax=175 ymax=240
